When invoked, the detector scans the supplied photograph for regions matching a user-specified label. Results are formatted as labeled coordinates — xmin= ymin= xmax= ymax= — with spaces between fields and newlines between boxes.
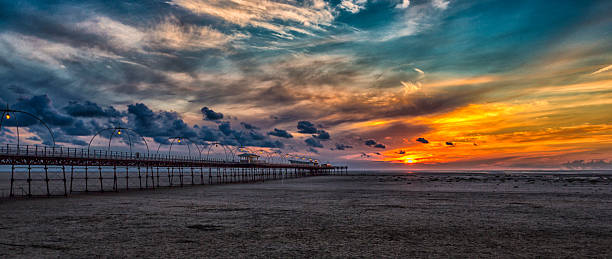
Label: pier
xmin=0 ymin=144 xmax=347 ymax=198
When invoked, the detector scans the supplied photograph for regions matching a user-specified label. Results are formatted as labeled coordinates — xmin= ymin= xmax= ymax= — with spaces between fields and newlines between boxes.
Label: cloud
xmin=374 ymin=143 xmax=386 ymax=149
xmin=169 ymin=0 xmax=334 ymax=39
xmin=240 ymin=122 xmax=258 ymax=130
xmin=364 ymin=139 xmax=377 ymax=146
xmin=11 ymin=95 xmax=74 ymax=126
xmin=338 ymin=0 xmax=367 ymax=14
xmin=563 ymin=160 xmax=612 ymax=169
xmin=148 ymin=17 xmax=247 ymax=51
xmin=334 ymin=143 xmax=353 ymax=150
xmin=364 ymin=139 xmax=386 ymax=148
xmin=591 ymin=64 xmax=612 ymax=75
xmin=400 ymin=81 xmax=421 ymax=93
xmin=397 ymin=150 xmax=406 ymax=154
xmin=314 ymin=129 xmax=330 ymax=140
xmin=416 ymin=137 xmax=429 ymax=144
xmin=218 ymin=121 xmax=232 ymax=136
xmin=127 ymin=103 xmax=198 ymax=141
xmin=396 ymin=0 xmax=410 ymax=9
xmin=445 ymin=141 xmax=454 ymax=146
xmin=297 ymin=121 xmax=318 ymax=134
xmin=75 ymin=16 xmax=146 ymax=51
xmin=5 ymin=94 xmax=290 ymax=149
xmin=431 ymin=0 xmax=449 ymax=10
xmin=63 ymin=101 xmax=122 ymax=117
xmin=77 ymin=15 xmax=242 ymax=51
xmin=215 ymin=121 xmax=284 ymax=148
xmin=268 ymin=128 xmax=293 ymax=138
xmin=195 ymin=125 xmax=219 ymax=142
xmin=201 ymin=107 xmax=224 ymax=121
xmin=62 ymin=120 xmax=94 ymax=136
xmin=305 ymin=137 xmax=323 ymax=148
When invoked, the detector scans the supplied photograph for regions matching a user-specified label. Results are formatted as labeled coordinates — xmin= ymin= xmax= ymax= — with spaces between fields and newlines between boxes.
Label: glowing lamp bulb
xmin=117 ymin=130 xmax=121 ymax=135
xmin=177 ymin=139 xmax=181 ymax=143
xmin=5 ymin=114 xmax=10 ymax=119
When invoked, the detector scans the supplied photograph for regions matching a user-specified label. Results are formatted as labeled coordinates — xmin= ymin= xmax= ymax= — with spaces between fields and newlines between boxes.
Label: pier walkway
xmin=0 ymin=144 xmax=347 ymax=198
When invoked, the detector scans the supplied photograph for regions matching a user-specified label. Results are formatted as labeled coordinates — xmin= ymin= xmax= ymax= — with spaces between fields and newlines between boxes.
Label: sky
xmin=0 ymin=0 xmax=611 ymax=169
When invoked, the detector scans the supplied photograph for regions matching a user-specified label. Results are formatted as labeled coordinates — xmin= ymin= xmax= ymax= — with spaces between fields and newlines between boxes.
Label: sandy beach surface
xmin=1 ymin=172 xmax=612 ymax=258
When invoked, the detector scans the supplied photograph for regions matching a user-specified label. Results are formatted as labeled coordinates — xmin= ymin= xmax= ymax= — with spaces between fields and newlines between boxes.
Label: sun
xmin=405 ymin=158 xmax=415 ymax=164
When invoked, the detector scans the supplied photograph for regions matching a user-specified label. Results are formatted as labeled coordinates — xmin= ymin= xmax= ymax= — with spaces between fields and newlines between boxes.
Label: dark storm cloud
xmin=364 ymin=139 xmax=377 ymax=146
xmin=209 ymin=121 xmax=284 ymax=148
xmin=416 ymin=137 xmax=429 ymax=144
xmin=10 ymin=95 xmax=74 ymax=127
xmin=2 ymin=94 xmax=289 ymax=149
xmin=334 ymin=143 xmax=353 ymax=150
xmin=314 ymin=130 xmax=330 ymax=140
xmin=267 ymin=128 xmax=293 ymax=138
xmin=397 ymin=150 xmax=406 ymax=154
xmin=194 ymin=125 xmax=219 ymax=142
xmin=308 ymin=147 xmax=319 ymax=154
xmin=218 ymin=122 xmax=233 ymax=136
xmin=240 ymin=122 xmax=258 ymax=130
xmin=297 ymin=121 xmax=317 ymax=134
xmin=445 ymin=142 xmax=454 ymax=146
xmin=201 ymin=107 xmax=224 ymax=121
xmin=304 ymin=137 xmax=323 ymax=148
xmin=364 ymin=139 xmax=385 ymax=149
xmin=63 ymin=101 xmax=122 ymax=118
xmin=28 ymin=123 xmax=88 ymax=146
xmin=127 ymin=103 xmax=198 ymax=141
xmin=62 ymin=120 xmax=94 ymax=136
xmin=374 ymin=143 xmax=386 ymax=149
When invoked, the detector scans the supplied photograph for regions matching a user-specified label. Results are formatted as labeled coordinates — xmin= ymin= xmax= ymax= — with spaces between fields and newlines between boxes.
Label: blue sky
xmin=1 ymin=0 xmax=611 ymax=168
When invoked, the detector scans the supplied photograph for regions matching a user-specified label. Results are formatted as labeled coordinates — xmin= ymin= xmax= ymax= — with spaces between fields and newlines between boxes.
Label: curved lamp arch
xmin=87 ymin=127 xmax=149 ymax=155
xmin=155 ymin=137 xmax=203 ymax=160
xmin=0 ymin=108 xmax=56 ymax=147
xmin=205 ymin=142 xmax=235 ymax=162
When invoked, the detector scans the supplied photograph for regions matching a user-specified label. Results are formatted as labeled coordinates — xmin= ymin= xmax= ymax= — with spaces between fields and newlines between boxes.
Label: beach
xmin=1 ymin=172 xmax=612 ymax=258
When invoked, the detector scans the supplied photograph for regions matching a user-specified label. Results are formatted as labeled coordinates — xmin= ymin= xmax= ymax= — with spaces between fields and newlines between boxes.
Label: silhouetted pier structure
xmin=0 ymin=144 xmax=348 ymax=198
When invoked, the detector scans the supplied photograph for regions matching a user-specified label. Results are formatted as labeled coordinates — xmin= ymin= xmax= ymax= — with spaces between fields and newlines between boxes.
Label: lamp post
xmin=88 ymin=127 xmax=149 ymax=157
xmin=0 ymin=107 xmax=56 ymax=147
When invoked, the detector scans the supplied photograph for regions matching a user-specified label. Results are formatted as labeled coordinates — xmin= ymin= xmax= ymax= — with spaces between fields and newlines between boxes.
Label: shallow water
xmin=1 ymin=171 xmax=611 ymax=257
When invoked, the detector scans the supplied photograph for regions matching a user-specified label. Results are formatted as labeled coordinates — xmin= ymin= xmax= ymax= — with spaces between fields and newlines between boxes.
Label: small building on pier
xmin=238 ymin=153 xmax=260 ymax=163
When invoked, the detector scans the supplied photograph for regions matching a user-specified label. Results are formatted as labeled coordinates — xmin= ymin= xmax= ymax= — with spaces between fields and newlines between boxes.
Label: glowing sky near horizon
xmin=0 ymin=0 xmax=611 ymax=169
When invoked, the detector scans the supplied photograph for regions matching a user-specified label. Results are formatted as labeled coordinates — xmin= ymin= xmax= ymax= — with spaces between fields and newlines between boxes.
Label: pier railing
xmin=0 ymin=144 xmax=348 ymax=198
xmin=0 ymin=144 xmax=344 ymax=169
xmin=0 ymin=143 xmax=234 ymax=164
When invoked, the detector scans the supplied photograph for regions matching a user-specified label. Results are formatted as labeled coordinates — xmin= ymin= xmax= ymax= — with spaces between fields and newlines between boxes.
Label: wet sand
xmin=1 ymin=172 xmax=612 ymax=258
